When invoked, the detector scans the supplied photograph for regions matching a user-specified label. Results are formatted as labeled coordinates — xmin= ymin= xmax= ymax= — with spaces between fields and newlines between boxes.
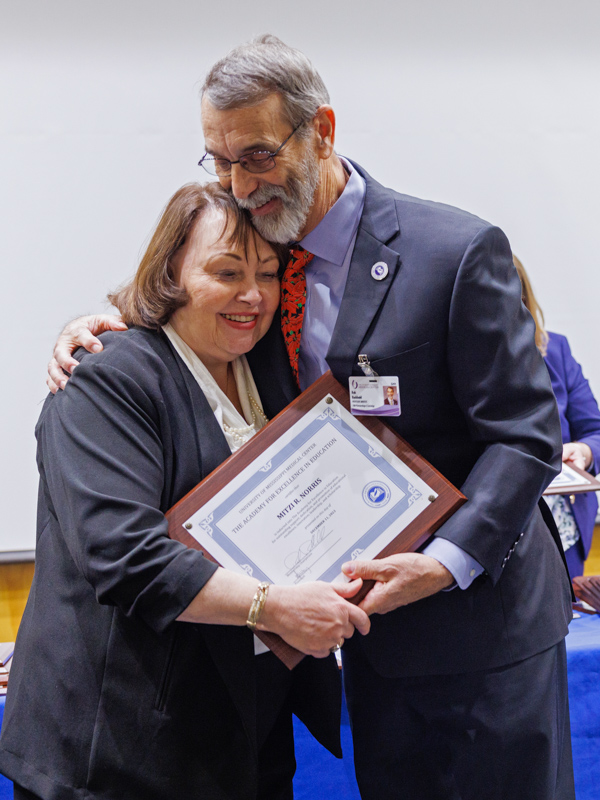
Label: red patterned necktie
xmin=281 ymin=246 xmax=314 ymax=386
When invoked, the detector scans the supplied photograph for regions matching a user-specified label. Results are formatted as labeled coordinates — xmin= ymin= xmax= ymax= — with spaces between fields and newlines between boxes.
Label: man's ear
xmin=313 ymin=105 xmax=336 ymax=159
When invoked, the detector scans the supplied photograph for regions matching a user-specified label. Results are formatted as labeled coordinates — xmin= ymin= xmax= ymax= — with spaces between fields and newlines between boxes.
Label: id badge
xmin=349 ymin=376 xmax=401 ymax=417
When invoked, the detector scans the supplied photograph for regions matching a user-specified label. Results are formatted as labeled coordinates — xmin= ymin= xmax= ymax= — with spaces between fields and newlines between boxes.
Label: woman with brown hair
xmin=515 ymin=254 xmax=600 ymax=578
xmin=0 ymin=183 xmax=369 ymax=800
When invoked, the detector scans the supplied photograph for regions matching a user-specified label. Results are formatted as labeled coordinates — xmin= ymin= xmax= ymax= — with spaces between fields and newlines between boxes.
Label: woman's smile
xmin=220 ymin=312 xmax=259 ymax=326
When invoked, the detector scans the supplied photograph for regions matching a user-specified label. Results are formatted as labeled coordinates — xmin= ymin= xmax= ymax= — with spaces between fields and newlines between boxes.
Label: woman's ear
xmin=168 ymin=243 xmax=185 ymax=284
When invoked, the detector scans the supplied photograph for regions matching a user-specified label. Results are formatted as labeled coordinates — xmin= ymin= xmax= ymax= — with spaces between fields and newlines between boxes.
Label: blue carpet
xmin=293 ymin=701 xmax=360 ymax=799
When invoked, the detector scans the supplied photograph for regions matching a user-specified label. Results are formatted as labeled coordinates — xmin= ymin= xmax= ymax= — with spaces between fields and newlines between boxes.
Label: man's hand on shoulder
xmin=341 ymin=553 xmax=453 ymax=616
xmin=47 ymin=314 xmax=128 ymax=394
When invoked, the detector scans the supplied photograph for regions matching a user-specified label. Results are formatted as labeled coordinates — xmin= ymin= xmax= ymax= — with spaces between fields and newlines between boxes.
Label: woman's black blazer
xmin=0 ymin=328 xmax=340 ymax=800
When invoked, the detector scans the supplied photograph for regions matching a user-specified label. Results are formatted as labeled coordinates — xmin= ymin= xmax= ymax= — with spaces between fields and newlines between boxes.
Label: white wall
xmin=1 ymin=0 xmax=599 ymax=554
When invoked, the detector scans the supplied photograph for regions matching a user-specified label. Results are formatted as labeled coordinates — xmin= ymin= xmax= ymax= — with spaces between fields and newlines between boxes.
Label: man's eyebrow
xmin=239 ymin=141 xmax=274 ymax=155
xmin=204 ymin=145 xmax=222 ymax=157
xmin=205 ymin=140 xmax=275 ymax=158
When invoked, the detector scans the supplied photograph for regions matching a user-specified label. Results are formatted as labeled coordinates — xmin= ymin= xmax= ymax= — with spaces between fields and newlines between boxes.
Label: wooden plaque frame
xmin=167 ymin=372 xmax=466 ymax=668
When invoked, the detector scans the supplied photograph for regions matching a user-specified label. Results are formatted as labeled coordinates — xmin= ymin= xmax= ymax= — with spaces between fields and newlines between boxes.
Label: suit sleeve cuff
xmin=422 ymin=537 xmax=484 ymax=590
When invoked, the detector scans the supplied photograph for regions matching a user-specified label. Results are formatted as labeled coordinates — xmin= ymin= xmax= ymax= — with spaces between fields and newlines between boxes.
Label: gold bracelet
xmin=246 ymin=581 xmax=270 ymax=631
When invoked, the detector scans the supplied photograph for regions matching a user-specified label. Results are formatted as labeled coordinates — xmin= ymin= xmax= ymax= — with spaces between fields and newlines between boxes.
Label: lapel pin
xmin=371 ymin=262 xmax=388 ymax=281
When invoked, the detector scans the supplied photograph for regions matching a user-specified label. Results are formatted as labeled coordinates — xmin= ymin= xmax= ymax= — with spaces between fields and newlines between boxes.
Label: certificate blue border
xmin=196 ymin=405 xmax=423 ymax=583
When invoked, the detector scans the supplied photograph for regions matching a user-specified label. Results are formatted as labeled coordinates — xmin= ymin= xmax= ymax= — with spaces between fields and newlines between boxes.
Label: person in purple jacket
xmin=515 ymin=255 xmax=600 ymax=577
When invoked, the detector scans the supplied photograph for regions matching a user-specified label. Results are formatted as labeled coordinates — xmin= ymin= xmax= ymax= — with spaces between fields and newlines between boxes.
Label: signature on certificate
xmin=284 ymin=525 xmax=336 ymax=581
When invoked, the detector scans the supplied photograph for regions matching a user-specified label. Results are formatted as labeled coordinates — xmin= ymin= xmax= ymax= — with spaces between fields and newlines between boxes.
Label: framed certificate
xmin=167 ymin=372 xmax=466 ymax=667
xmin=543 ymin=463 xmax=600 ymax=496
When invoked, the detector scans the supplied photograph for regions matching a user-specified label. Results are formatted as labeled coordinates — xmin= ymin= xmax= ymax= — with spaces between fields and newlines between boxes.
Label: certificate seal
xmin=362 ymin=482 xmax=391 ymax=508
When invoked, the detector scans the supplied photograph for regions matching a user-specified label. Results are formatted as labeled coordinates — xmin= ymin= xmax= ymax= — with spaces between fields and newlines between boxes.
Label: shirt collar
xmin=299 ymin=158 xmax=366 ymax=266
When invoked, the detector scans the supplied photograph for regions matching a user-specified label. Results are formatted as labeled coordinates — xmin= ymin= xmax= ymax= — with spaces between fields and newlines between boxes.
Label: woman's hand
xmin=177 ymin=570 xmax=370 ymax=657
xmin=47 ymin=314 xmax=128 ymax=393
xmin=260 ymin=580 xmax=371 ymax=658
xmin=562 ymin=441 xmax=593 ymax=472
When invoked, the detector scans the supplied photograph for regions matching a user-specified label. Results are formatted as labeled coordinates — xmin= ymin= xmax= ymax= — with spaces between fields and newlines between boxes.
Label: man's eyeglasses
xmin=198 ymin=122 xmax=304 ymax=177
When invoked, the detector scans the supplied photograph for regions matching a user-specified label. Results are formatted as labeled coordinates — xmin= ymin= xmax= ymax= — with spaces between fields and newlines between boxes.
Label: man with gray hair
xmin=49 ymin=35 xmax=575 ymax=799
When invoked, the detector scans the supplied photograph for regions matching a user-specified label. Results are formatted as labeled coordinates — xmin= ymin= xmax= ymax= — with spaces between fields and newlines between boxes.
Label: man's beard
xmin=236 ymin=149 xmax=320 ymax=244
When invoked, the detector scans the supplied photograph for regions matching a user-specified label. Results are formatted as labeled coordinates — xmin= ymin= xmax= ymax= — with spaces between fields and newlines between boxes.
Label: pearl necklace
xmin=248 ymin=394 xmax=268 ymax=426
xmin=223 ymin=393 xmax=269 ymax=446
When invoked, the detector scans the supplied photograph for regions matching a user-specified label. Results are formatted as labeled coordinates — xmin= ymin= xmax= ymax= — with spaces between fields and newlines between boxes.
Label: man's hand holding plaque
xmin=342 ymin=553 xmax=454 ymax=615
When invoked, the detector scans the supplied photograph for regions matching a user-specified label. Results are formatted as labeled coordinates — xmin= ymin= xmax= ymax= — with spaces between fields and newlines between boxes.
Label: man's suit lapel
xmin=326 ymin=163 xmax=402 ymax=381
